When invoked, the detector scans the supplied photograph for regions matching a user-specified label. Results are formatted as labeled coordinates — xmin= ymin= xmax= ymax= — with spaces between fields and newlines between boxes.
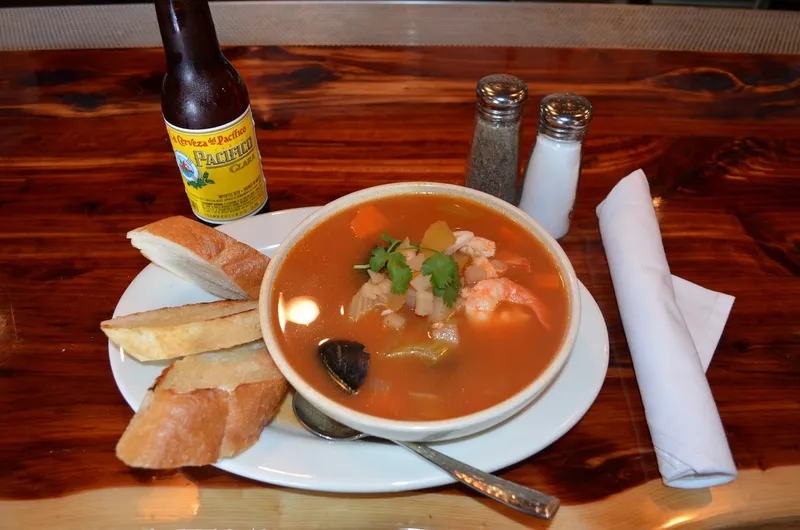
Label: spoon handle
xmin=394 ymin=441 xmax=560 ymax=520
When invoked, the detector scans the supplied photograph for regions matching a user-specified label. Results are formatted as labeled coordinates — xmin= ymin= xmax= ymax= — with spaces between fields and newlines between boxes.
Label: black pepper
xmin=464 ymin=74 xmax=528 ymax=205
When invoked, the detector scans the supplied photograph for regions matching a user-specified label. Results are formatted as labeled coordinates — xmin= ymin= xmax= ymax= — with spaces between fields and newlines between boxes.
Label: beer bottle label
xmin=164 ymin=106 xmax=267 ymax=223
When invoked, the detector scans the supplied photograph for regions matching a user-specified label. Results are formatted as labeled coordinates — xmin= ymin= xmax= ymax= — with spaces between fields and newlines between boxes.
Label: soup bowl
xmin=259 ymin=182 xmax=581 ymax=442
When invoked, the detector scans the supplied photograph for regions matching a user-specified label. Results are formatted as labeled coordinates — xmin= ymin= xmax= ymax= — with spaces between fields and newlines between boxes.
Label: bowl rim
xmin=259 ymin=181 xmax=581 ymax=436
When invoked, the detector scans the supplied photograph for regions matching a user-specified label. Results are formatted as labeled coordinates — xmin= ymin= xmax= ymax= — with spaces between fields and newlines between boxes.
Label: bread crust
xmin=128 ymin=216 xmax=270 ymax=299
xmin=116 ymin=386 xmax=229 ymax=468
xmin=115 ymin=342 xmax=288 ymax=469
xmin=221 ymin=378 xmax=288 ymax=457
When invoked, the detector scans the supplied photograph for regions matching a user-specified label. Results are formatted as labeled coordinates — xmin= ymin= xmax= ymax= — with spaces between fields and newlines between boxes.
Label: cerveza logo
xmin=175 ymin=151 xmax=215 ymax=189
xmin=193 ymin=137 xmax=255 ymax=172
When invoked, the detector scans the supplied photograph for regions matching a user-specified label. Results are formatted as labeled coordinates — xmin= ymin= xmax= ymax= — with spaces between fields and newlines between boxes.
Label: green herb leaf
xmin=381 ymin=233 xmax=400 ymax=245
xmin=381 ymin=233 xmax=405 ymax=253
xmin=386 ymin=252 xmax=412 ymax=294
xmin=422 ymin=253 xmax=459 ymax=291
xmin=440 ymin=276 xmax=461 ymax=307
xmin=369 ymin=247 xmax=389 ymax=272
xmin=423 ymin=253 xmax=460 ymax=307
xmin=356 ymin=233 xmax=423 ymax=294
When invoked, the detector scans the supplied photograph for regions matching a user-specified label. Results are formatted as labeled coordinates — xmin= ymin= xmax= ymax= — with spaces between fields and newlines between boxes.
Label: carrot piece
xmin=350 ymin=204 xmax=388 ymax=239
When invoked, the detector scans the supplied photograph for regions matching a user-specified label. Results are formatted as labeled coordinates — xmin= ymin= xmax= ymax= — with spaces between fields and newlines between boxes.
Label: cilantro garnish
xmin=439 ymin=280 xmax=461 ymax=307
xmin=422 ymin=252 xmax=460 ymax=307
xmin=368 ymin=247 xmax=389 ymax=271
xmin=355 ymin=231 xmax=461 ymax=307
xmin=421 ymin=253 xmax=457 ymax=290
xmin=381 ymin=233 xmax=404 ymax=251
xmin=386 ymin=252 xmax=412 ymax=294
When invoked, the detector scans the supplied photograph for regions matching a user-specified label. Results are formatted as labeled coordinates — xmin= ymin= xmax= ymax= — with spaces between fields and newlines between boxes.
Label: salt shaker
xmin=464 ymin=74 xmax=528 ymax=204
xmin=518 ymin=93 xmax=593 ymax=239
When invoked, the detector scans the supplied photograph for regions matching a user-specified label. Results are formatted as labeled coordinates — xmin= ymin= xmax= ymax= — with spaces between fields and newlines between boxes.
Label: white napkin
xmin=596 ymin=169 xmax=737 ymax=489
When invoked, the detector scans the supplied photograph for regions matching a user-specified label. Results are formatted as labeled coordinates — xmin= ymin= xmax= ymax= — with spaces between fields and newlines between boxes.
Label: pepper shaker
xmin=518 ymin=93 xmax=593 ymax=239
xmin=464 ymin=74 xmax=528 ymax=204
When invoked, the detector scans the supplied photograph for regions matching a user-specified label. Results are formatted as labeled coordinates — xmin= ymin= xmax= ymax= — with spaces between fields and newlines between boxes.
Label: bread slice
xmin=128 ymin=215 xmax=269 ymax=300
xmin=101 ymin=300 xmax=261 ymax=362
xmin=116 ymin=341 xmax=289 ymax=469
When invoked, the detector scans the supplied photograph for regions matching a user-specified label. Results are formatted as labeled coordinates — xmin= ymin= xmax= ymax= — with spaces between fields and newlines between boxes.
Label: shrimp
xmin=473 ymin=256 xmax=498 ymax=277
xmin=463 ymin=256 xmax=498 ymax=285
xmin=459 ymin=236 xmax=496 ymax=258
xmin=464 ymin=278 xmax=548 ymax=327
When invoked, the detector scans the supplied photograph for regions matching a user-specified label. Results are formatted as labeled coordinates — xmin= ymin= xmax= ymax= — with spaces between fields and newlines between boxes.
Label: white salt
xmin=518 ymin=134 xmax=583 ymax=240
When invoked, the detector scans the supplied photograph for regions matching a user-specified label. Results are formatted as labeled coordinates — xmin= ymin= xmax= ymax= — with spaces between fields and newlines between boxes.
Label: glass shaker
xmin=518 ymin=93 xmax=593 ymax=239
xmin=464 ymin=74 xmax=528 ymax=204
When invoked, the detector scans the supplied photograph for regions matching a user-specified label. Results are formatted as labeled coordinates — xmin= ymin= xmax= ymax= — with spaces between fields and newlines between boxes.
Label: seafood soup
xmin=271 ymin=194 xmax=570 ymax=421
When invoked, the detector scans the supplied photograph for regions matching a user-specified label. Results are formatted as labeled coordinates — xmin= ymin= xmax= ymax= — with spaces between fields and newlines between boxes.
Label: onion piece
xmin=405 ymin=287 xmax=417 ymax=311
xmin=410 ymin=273 xmax=432 ymax=292
xmin=415 ymin=290 xmax=434 ymax=316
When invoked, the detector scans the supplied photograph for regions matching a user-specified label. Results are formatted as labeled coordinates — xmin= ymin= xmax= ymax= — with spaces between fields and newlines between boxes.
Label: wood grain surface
xmin=0 ymin=45 xmax=799 ymax=529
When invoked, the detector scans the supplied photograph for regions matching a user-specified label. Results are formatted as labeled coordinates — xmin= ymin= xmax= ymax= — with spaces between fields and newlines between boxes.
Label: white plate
xmin=109 ymin=207 xmax=609 ymax=493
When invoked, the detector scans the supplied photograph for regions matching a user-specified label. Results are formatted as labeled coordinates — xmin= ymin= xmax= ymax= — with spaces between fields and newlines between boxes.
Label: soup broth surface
xmin=271 ymin=194 xmax=569 ymax=421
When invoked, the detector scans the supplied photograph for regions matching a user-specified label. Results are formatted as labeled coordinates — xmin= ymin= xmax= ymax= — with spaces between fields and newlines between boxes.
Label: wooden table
xmin=1 ymin=42 xmax=799 ymax=529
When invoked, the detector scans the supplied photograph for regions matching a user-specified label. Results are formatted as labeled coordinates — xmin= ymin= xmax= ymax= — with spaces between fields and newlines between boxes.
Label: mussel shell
xmin=318 ymin=340 xmax=370 ymax=394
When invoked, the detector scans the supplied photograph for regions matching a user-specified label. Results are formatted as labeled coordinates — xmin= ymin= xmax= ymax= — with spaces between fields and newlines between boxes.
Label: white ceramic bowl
xmin=259 ymin=182 xmax=581 ymax=442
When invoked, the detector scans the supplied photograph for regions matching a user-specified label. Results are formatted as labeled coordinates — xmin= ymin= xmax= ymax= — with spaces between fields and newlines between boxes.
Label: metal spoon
xmin=292 ymin=392 xmax=560 ymax=520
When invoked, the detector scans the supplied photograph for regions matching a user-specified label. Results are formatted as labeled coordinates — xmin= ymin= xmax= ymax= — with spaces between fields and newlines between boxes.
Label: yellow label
xmin=165 ymin=106 xmax=267 ymax=223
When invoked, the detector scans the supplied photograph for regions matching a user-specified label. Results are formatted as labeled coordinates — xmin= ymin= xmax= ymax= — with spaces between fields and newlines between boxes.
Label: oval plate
xmin=108 ymin=207 xmax=609 ymax=493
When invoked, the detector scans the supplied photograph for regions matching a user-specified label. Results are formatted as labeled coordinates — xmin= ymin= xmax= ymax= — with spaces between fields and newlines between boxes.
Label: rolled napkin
xmin=596 ymin=169 xmax=737 ymax=489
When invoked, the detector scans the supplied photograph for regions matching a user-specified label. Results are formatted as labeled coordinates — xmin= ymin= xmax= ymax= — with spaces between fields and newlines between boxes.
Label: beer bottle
xmin=155 ymin=0 xmax=269 ymax=225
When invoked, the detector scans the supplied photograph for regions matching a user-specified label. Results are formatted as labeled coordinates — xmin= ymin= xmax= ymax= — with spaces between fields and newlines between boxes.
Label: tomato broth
xmin=271 ymin=194 xmax=569 ymax=421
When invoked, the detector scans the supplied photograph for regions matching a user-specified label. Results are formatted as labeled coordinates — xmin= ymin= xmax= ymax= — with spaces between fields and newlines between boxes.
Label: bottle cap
xmin=476 ymin=74 xmax=528 ymax=119
xmin=538 ymin=93 xmax=593 ymax=141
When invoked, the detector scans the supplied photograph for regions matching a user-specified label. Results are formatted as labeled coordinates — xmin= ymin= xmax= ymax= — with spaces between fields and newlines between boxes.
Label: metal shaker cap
xmin=538 ymin=93 xmax=593 ymax=141
xmin=476 ymin=74 xmax=528 ymax=119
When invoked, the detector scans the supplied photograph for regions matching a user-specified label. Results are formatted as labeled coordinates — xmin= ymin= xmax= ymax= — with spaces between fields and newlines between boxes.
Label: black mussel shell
xmin=318 ymin=340 xmax=370 ymax=394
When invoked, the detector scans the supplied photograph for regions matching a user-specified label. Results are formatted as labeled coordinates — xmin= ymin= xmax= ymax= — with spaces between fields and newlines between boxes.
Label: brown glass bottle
xmin=155 ymin=0 xmax=269 ymax=225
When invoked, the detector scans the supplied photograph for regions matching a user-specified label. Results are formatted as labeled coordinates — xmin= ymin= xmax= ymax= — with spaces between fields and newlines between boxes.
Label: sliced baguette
xmin=116 ymin=341 xmax=289 ymax=469
xmin=101 ymin=300 xmax=261 ymax=362
xmin=128 ymin=215 xmax=269 ymax=300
